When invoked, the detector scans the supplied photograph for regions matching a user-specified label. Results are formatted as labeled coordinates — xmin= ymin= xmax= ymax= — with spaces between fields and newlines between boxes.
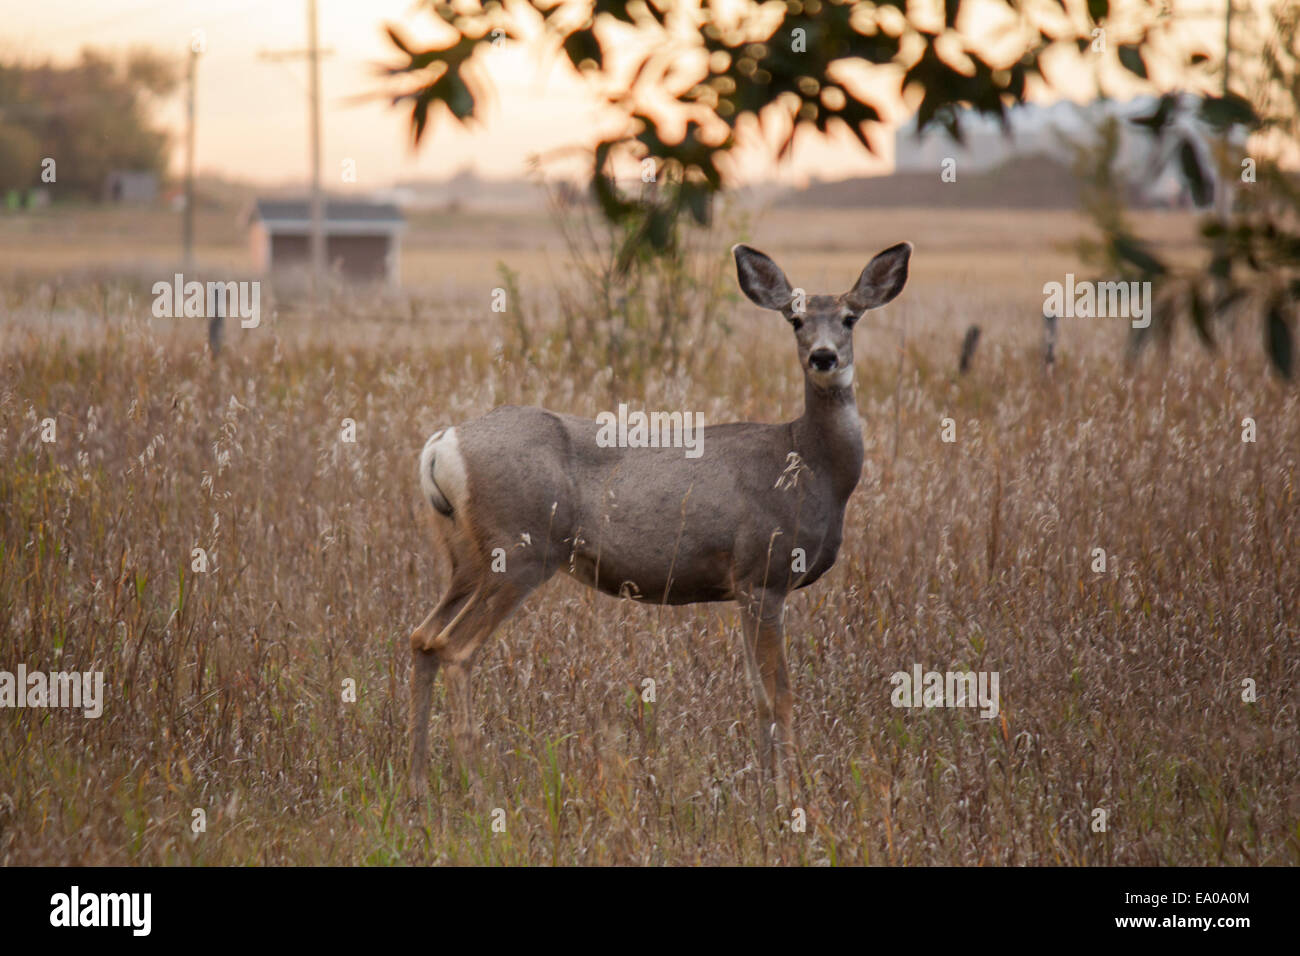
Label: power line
xmin=184 ymin=39 xmax=198 ymax=273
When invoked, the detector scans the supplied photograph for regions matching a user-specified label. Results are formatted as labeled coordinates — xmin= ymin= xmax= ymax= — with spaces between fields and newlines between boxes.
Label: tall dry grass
xmin=0 ymin=215 xmax=1296 ymax=865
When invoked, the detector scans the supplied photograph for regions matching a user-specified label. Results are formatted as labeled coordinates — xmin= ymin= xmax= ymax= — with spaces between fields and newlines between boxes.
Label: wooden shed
xmin=248 ymin=199 xmax=406 ymax=286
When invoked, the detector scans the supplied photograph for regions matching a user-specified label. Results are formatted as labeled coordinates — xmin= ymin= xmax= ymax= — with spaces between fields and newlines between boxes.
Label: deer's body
xmin=409 ymin=241 xmax=911 ymax=802
xmin=425 ymin=390 xmax=862 ymax=605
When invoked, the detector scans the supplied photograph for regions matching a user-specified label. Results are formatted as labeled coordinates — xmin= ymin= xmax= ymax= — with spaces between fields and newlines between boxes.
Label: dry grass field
xmin=0 ymin=202 xmax=1296 ymax=865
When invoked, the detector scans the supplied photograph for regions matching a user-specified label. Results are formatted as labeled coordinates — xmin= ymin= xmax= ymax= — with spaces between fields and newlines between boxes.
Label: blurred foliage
xmin=0 ymin=122 xmax=41 ymax=191
xmin=386 ymin=0 xmax=1162 ymax=266
xmin=0 ymin=48 xmax=178 ymax=200
xmin=504 ymin=178 xmax=739 ymax=387
xmin=1077 ymin=3 xmax=1298 ymax=379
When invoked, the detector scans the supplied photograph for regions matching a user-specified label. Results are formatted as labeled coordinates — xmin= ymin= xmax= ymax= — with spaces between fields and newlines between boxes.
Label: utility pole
xmin=259 ymin=0 xmax=332 ymax=317
xmin=307 ymin=0 xmax=324 ymax=311
xmin=184 ymin=31 xmax=222 ymax=353
xmin=184 ymin=38 xmax=198 ymax=272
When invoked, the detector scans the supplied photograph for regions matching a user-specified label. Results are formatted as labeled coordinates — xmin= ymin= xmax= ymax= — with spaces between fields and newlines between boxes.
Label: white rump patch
xmin=420 ymin=427 xmax=468 ymax=515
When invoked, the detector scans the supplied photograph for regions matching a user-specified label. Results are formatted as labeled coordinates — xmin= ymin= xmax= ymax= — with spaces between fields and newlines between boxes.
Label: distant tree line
xmin=0 ymin=48 xmax=177 ymax=200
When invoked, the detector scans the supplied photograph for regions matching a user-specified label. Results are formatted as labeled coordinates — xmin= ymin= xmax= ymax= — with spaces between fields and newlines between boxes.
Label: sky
xmin=0 ymin=0 xmax=1237 ymax=188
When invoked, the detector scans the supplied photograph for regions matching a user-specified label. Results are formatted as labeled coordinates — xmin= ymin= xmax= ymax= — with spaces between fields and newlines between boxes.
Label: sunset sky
xmin=0 ymin=0 xmax=1235 ymax=188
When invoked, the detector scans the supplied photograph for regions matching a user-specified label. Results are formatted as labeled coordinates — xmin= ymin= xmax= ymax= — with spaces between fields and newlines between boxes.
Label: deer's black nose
xmin=809 ymin=349 xmax=838 ymax=371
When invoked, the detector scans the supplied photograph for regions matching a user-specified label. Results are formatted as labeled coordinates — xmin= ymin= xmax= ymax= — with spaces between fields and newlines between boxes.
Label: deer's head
xmin=733 ymin=242 xmax=912 ymax=389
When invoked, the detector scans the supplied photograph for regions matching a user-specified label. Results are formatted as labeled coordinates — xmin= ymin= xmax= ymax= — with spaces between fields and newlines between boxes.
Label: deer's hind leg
xmin=409 ymin=511 xmax=484 ymax=799
xmin=410 ymin=526 xmax=551 ymax=798
xmin=409 ymin=568 xmax=476 ymax=799
xmin=433 ymin=576 xmax=533 ymax=775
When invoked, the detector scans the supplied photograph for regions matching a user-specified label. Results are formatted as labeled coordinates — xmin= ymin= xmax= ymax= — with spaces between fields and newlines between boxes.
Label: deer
xmin=409 ymin=240 xmax=912 ymax=803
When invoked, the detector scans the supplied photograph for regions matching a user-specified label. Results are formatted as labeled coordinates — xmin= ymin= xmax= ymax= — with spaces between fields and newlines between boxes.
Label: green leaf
xmin=562 ymin=29 xmax=603 ymax=70
xmin=590 ymin=142 xmax=635 ymax=223
xmin=1112 ymin=235 xmax=1166 ymax=276
xmin=1198 ymin=93 xmax=1258 ymax=131
xmin=1118 ymin=44 xmax=1147 ymax=79
xmin=1189 ymin=286 xmax=1214 ymax=348
xmin=437 ymin=70 xmax=475 ymax=120
xmin=1178 ymin=138 xmax=1213 ymax=206
xmin=1265 ymin=302 xmax=1293 ymax=380
xmin=1131 ymin=93 xmax=1176 ymax=132
xmin=386 ymin=26 xmax=413 ymax=56
xmin=409 ymin=96 xmax=430 ymax=144
xmin=594 ymin=0 xmax=639 ymax=25
xmin=681 ymin=181 xmax=711 ymax=226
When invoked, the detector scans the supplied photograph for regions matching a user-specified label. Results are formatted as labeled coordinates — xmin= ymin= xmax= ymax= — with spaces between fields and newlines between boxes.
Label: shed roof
xmin=250 ymin=198 xmax=406 ymax=235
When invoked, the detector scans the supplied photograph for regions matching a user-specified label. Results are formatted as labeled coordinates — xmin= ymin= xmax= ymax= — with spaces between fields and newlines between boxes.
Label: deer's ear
xmin=844 ymin=242 xmax=911 ymax=314
xmin=733 ymin=244 xmax=794 ymax=311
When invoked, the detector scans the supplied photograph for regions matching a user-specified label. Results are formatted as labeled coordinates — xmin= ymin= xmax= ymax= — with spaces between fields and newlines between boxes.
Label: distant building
xmin=248 ymin=198 xmax=406 ymax=286
xmin=103 ymin=170 xmax=159 ymax=203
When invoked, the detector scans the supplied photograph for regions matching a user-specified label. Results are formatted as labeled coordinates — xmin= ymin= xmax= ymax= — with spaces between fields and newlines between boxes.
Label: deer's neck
xmin=793 ymin=375 xmax=865 ymax=500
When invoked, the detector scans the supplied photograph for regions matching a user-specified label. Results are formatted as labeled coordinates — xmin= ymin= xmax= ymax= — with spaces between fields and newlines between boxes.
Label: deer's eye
xmin=790 ymin=316 xmax=804 ymax=331
xmin=842 ymin=312 xmax=858 ymax=328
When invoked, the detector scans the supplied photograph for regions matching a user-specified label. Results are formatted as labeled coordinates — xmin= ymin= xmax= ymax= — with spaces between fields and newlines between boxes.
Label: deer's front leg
xmin=739 ymin=588 xmax=795 ymax=804
xmin=442 ymin=661 xmax=484 ymax=794
xmin=739 ymin=600 xmax=775 ymax=776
